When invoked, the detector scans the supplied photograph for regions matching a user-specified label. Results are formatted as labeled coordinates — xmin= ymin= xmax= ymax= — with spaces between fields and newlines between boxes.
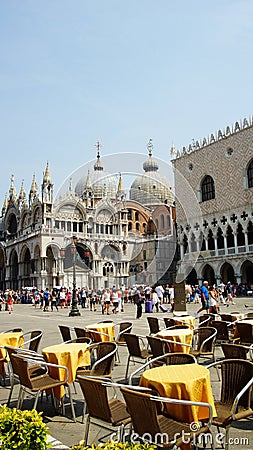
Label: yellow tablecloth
xmin=86 ymin=322 xmax=115 ymax=342
xmin=140 ymin=364 xmax=216 ymax=423
xmin=42 ymin=343 xmax=90 ymax=400
xmin=0 ymin=332 xmax=24 ymax=359
xmin=173 ymin=315 xmax=196 ymax=328
xmin=156 ymin=328 xmax=193 ymax=353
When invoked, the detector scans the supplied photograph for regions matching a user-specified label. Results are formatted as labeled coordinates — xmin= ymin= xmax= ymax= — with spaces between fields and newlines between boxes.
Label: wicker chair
xmin=121 ymin=386 xmax=214 ymax=449
xmin=190 ymin=327 xmax=217 ymax=363
xmin=74 ymin=327 xmax=93 ymax=341
xmin=114 ymin=322 xmax=133 ymax=346
xmin=147 ymin=336 xmax=167 ymax=360
xmin=58 ymin=325 xmax=72 ymax=342
xmin=234 ymin=322 xmax=253 ymax=346
xmin=198 ymin=314 xmax=212 ymax=327
xmin=5 ymin=345 xmax=47 ymax=406
xmin=124 ymin=333 xmax=151 ymax=381
xmin=163 ymin=318 xmax=175 ymax=328
xmin=64 ymin=337 xmax=92 ymax=345
xmin=207 ymin=359 xmax=253 ymax=450
xmin=76 ymin=342 xmax=117 ymax=379
xmin=77 ymin=376 xmax=131 ymax=444
xmin=211 ymin=320 xmax=234 ymax=344
xmin=9 ymin=353 xmax=76 ymax=420
xmin=20 ymin=330 xmax=43 ymax=352
xmin=221 ymin=343 xmax=250 ymax=360
xmin=147 ymin=317 xmax=163 ymax=335
xmin=220 ymin=314 xmax=235 ymax=323
xmin=2 ymin=328 xmax=23 ymax=333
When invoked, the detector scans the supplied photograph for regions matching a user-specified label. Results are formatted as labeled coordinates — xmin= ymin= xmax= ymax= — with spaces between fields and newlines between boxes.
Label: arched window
xmin=160 ymin=214 xmax=165 ymax=229
xmin=247 ymin=159 xmax=253 ymax=188
xmin=201 ymin=175 xmax=215 ymax=202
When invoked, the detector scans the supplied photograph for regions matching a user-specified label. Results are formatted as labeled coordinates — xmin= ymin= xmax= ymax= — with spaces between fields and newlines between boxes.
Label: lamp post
xmin=69 ymin=236 xmax=81 ymax=317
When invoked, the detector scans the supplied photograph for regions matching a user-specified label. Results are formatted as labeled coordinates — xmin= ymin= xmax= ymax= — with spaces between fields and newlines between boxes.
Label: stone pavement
xmin=0 ymin=297 xmax=253 ymax=449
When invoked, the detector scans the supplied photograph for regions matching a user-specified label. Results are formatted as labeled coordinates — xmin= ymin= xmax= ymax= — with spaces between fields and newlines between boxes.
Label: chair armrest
xmin=90 ymin=346 xmax=117 ymax=374
xmin=199 ymin=330 xmax=217 ymax=353
xmin=15 ymin=349 xmax=45 ymax=360
xmin=231 ymin=377 xmax=253 ymax=419
xmin=63 ymin=337 xmax=91 ymax=344
xmin=160 ymin=338 xmax=191 ymax=348
xmin=23 ymin=357 xmax=69 ymax=383
xmin=87 ymin=329 xmax=111 ymax=340
xmin=150 ymin=395 xmax=213 ymax=428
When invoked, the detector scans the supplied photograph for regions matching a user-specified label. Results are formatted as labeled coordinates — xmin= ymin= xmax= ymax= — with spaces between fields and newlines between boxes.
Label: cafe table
xmin=42 ymin=342 xmax=90 ymax=400
xmin=0 ymin=331 xmax=24 ymax=377
xmin=173 ymin=314 xmax=196 ymax=328
xmin=156 ymin=328 xmax=193 ymax=353
xmin=140 ymin=363 xmax=216 ymax=424
xmin=86 ymin=322 xmax=115 ymax=342
xmin=0 ymin=331 xmax=24 ymax=356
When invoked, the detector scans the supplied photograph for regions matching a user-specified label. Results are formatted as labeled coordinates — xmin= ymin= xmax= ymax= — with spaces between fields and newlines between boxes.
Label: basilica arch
xmin=220 ymin=262 xmax=235 ymax=284
xmin=186 ymin=266 xmax=198 ymax=286
xmin=0 ymin=247 xmax=6 ymax=290
xmin=202 ymin=264 xmax=215 ymax=286
xmin=20 ymin=246 xmax=32 ymax=287
xmin=9 ymin=249 xmax=18 ymax=290
xmin=240 ymin=260 xmax=253 ymax=284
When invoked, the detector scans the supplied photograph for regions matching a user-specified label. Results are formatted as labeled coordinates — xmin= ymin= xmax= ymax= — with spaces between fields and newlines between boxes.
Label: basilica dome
xmin=75 ymin=151 xmax=118 ymax=198
xmin=130 ymin=140 xmax=174 ymax=206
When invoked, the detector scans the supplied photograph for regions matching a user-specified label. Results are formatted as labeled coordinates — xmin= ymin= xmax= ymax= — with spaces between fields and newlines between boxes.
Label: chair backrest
xmin=220 ymin=359 xmax=253 ymax=408
xmin=199 ymin=315 xmax=211 ymax=327
xmin=59 ymin=325 xmax=72 ymax=342
xmin=164 ymin=352 xmax=196 ymax=365
xmin=220 ymin=314 xmax=234 ymax=323
xmin=9 ymin=353 xmax=33 ymax=389
xmin=116 ymin=322 xmax=133 ymax=343
xmin=3 ymin=328 xmax=23 ymax=333
xmin=170 ymin=325 xmax=190 ymax=330
xmin=147 ymin=336 xmax=165 ymax=359
xmin=195 ymin=327 xmax=216 ymax=352
xmin=124 ymin=333 xmax=143 ymax=358
xmin=91 ymin=342 xmax=117 ymax=376
xmin=67 ymin=337 xmax=92 ymax=344
xmin=147 ymin=317 xmax=160 ymax=335
xmin=164 ymin=318 xmax=175 ymax=328
xmin=74 ymin=327 xmax=92 ymax=340
xmin=221 ymin=343 xmax=248 ymax=360
xmin=121 ymin=387 xmax=160 ymax=439
xmin=78 ymin=376 xmax=113 ymax=422
xmin=235 ymin=322 xmax=253 ymax=344
xmin=29 ymin=331 xmax=43 ymax=352
xmin=211 ymin=321 xmax=229 ymax=341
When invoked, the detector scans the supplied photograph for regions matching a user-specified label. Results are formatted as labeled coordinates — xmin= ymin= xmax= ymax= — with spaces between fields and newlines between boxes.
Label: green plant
xmin=70 ymin=442 xmax=156 ymax=450
xmin=0 ymin=405 xmax=50 ymax=450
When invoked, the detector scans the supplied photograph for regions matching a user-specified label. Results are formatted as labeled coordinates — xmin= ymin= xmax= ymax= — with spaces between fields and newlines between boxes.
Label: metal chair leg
xmin=84 ymin=414 xmax=91 ymax=445
xmin=67 ymin=385 xmax=76 ymax=422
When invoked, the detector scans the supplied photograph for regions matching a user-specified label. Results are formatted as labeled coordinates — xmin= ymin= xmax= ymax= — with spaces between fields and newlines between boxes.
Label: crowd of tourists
xmin=0 ymin=281 xmax=252 ymax=317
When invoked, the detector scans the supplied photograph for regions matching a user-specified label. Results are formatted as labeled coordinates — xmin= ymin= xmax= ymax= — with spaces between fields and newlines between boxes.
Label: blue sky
xmin=1 ymin=0 xmax=253 ymax=203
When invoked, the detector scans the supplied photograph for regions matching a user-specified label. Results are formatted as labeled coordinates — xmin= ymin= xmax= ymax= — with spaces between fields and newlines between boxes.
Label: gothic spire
xmin=94 ymin=141 xmax=103 ymax=171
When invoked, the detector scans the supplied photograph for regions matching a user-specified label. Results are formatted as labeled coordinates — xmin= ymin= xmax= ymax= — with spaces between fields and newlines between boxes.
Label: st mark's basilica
xmin=0 ymin=141 xmax=176 ymax=291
